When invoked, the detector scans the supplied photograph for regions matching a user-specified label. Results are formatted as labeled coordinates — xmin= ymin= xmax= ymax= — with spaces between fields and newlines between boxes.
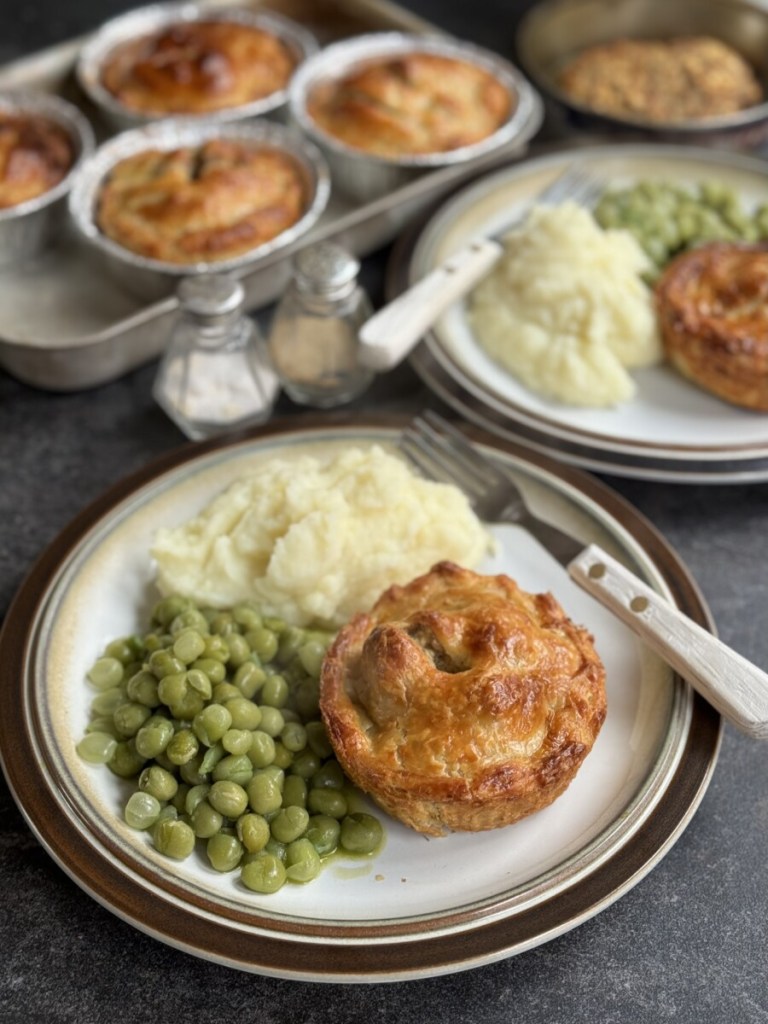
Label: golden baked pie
xmin=307 ymin=53 xmax=513 ymax=158
xmin=558 ymin=36 xmax=762 ymax=123
xmin=320 ymin=561 xmax=606 ymax=836
xmin=655 ymin=241 xmax=768 ymax=410
xmin=0 ymin=113 xmax=74 ymax=208
xmin=95 ymin=138 xmax=308 ymax=265
xmin=100 ymin=20 xmax=296 ymax=115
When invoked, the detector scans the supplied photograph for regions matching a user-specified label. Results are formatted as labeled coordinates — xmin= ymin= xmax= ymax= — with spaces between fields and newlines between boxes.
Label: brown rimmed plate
xmin=397 ymin=144 xmax=768 ymax=483
xmin=0 ymin=416 xmax=721 ymax=981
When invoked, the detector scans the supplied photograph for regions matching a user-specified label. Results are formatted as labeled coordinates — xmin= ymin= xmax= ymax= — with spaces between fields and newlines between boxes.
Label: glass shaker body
xmin=153 ymin=275 xmax=277 ymax=441
xmin=267 ymin=242 xmax=375 ymax=408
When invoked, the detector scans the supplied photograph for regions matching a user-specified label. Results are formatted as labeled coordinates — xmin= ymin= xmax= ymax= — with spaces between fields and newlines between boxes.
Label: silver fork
xmin=400 ymin=411 xmax=768 ymax=740
xmin=359 ymin=163 xmax=604 ymax=372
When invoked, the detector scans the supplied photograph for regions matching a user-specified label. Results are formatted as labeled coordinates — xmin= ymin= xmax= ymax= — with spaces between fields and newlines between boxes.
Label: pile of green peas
xmin=593 ymin=179 xmax=768 ymax=277
xmin=77 ymin=594 xmax=383 ymax=893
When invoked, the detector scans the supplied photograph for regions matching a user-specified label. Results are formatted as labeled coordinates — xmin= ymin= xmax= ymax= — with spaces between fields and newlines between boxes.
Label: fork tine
xmin=420 ymin=412 xmax=509 ymax=487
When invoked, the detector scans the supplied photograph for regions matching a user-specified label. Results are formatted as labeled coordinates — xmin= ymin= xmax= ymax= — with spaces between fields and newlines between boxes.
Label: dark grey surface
xmin=0 ymin=2 xmax=766 ymax=1021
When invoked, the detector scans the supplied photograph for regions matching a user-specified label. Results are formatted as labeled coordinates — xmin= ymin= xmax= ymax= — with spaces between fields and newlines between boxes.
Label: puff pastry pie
xmin=320 ymin=561 xmax=606 ymax=836
xmin=0 ymin=113 xmax=74 ymax=208
xmin=558 ymin=37 xmax=762 ymax=123
xmin=96 ymin=138 xmax=307 ymax=265
xmin=655 ymin=241 xmax=768 ymax=410
xmin=100 ymin=20 xmax=296 ymax=115
xmin=307 ymin=53 xmax=512 ymax=158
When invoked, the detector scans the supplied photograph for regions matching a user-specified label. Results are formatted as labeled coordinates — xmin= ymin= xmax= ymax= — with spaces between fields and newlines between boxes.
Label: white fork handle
xmin=569 ymin=543 xmax=768 ymax=739
xmin=358 ymin=237 xmax=502 ymax=372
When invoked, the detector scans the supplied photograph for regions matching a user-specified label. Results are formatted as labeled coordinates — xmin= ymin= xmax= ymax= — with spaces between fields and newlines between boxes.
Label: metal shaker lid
xmin=177 ymin=275 xmax=245 ymax=322
xmin=292 ymin=242 xmax=360 ymax=298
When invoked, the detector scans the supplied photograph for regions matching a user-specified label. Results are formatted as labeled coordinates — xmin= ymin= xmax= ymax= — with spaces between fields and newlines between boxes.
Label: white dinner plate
xmin=401 ymin=144 xmax=768 ymax=482
xmin=0 ymin=417 xmax=721 ymax=980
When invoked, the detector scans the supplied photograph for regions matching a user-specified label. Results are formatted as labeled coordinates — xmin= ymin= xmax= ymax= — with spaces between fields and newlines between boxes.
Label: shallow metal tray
xmin=0 ymin=0 xmax=543 ymax=391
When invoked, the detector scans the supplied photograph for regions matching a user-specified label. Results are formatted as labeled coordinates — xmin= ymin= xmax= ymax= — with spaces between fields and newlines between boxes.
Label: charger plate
xmin=399 ymin=144 xmax=768 ymax=483
xmin=0 ymin=416 xmax=721 ymax=981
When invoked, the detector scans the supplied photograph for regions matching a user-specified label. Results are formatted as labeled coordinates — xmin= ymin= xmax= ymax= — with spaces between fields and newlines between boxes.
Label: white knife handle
xmin=358 ymin=237 xmax=503 ymax=372
xmin=568 ymin=543 xmax=768 ymax=739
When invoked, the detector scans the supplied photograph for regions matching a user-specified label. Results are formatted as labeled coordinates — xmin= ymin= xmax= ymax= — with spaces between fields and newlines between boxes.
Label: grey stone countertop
xmin=0 ymin=1 xmax=766 ymax=1021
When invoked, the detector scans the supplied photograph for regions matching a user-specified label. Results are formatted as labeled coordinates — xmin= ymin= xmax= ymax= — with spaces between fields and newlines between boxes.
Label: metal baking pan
xmin=0 ymin=0 xmax=543 ymax=391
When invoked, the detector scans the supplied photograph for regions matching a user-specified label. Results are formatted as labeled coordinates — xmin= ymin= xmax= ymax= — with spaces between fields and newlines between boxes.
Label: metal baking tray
xmin=0 ymin=0 xmax=543 ymax=391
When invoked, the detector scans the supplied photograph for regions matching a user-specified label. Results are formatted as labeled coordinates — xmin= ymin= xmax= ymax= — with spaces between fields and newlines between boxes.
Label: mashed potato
xmin=468 ymin=200 xmax=662 ymax=406
xmin=151 ymin=444 xmax=490 ymax=628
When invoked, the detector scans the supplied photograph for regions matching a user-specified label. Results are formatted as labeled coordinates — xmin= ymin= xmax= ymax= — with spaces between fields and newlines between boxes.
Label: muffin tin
xmin=0 ymin=0 xmax=544 ymax=392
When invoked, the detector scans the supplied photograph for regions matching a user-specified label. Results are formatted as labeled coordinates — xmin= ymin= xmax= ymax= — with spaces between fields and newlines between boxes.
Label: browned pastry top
xmin=100 ymin=20 xmax=296 ymax=115
xmin=558 ymin=36 xmax=762 ymax=123
xmin=307 ymin=53 xmax=513 ymax=158
xmin=320 ymin=561 xmax=606 ymax=836
xmin=96 ymin=138 xmax=307 ymax=265
xmin=0 ymin=114 xmax=74 ymax=209
xmin=655 ymin=241 xmax=768 ymax=410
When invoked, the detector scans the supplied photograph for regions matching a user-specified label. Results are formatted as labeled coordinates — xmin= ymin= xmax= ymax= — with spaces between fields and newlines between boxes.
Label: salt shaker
xmin=266 ymin=241 xmax=375 ymax=407
xmin=153 ymin=275 xmax=277 ymax=440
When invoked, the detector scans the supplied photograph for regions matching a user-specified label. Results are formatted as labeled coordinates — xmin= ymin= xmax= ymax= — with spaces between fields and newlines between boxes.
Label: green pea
xmin=139 ymin=764 xmax=178 ymax=802
xmin=169 ymin=607 xmax=209 ymax=635
xmin=207 ymin=833 xmax=244 ymax=872
xmin=148 ymin=649 xmax=186 ymax=680
xmin=241 ymin=853 xmax=286 ymax=893
xmin=152 ymin=595 xmax=192 ymax=627
xmin=172 ymin=628 xmax=207 ymax=665
xmin=157 ymin=671 xmax=189 ymax=707
xmin=306 ymin=814 xmax=340 ymax=856
xmin=208 ymin=612 xmax=236 ymax=637
xmin=246 ymin=627 xmax=278 ymax=663
xmin=307 ymin=787 xmax=347 ymax=819
xmin=225 ymin=697 xmax=262 ymax=731
xmin=76 ymin=731 xmax=118 ymax=764
xmin=285 ymin=838 xmax=321 ymax=883
xmin=193 ymin=703 xmax=232 ymax=746
xmin=125 ymin=790 xmax=161 ymax=830
xmin=226 ymin=633 xmax=251 ymax=668
xmin=179 ymin=753 xmax=208 ymax=787
xmin=113 ymin=701 xmax=151 ymax=738
xmin=298 ymin=639 xmax=327 ymax=679
xmin=211 ymin=681 xmax=241 ymax=703
xmin=153 ymin=818 xmax=195 ymax=860
xmin=277 ymin=626 xmax=305 ymax=666
xmin=105 ymin=635 xmax=144 ymax=665
xmin=340 ymin=813 xmax=383 ymax=855
xmin=90 ymin=687 xmax=126 ymax=718
xmin=270 ymin=806 xmax=309 ymax=844
xmin=171 ymin=782 xmax=190 ymax=813
xmin=135 ymin=716 xmax=175 ymax=759
xmin=208 ymin=780 xmax=248 ymax=818
xmin=126 ymin=670 xmax=160 ymax=707
xmin=222 ymin=728 xmax=252 ymax=755
xmin=185 ymin=669 xmax=212 ymax=701
xmin=247 ymin=730 xmax=276 ymax=768
xmin=260 ymin=674 xmax=289 ymax=708
xmin=305 ymin=721 xmax=334 ymax=759
xmin=257 ymin=706 xmax=284 ymax=737
xmin=247 ymin=772 xmax=283 ymax=815
xmin=233 ymin=604 xmax=262 ymax=632
xmin=199 ymin=741 xmax=225 ymax=775
xmin=311 ymin=759 xmax=345 ymax=790
xmin=166 ymin=728 xmax=199 ymax=766
xmin=191 ymin=799 xmax=224 ymax=839
xmin=184 ymin=783 xmax=211 ymax=816
xmin=203 ymin=634 xmax=230 ymax=663
xmin=88 ymin=656 xmax=125 ymax=690
xmin=212 ymin=754 xmax=253 ymax=786
xmin=271 ymin=741 xmax=293 ymax=770
xmin=237 ymin=813 xmax=270 ymax=853
xmin=290 ymin=750 xmax=322 ymax=780
xmin=191 ymin=658 xmax=227 ymax=684
xmin=281 ymin=774 xmax=307 ymax=809
xmin=233 ymin=662 xmax=265 ymax=699
xmin=108 ymin=740 xmax=146 ymax=779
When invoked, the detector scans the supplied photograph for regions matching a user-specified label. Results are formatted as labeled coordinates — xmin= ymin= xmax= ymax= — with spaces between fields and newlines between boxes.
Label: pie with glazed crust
xmin=320 ymin=561 xmax=607 ymax=836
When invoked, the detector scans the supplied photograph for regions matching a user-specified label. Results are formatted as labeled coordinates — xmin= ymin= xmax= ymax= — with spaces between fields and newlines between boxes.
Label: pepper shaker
xmin=153 ymin=275 xmax=277 ymax=440
xmin=266 ymin=241 xmax=375 ymax=408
